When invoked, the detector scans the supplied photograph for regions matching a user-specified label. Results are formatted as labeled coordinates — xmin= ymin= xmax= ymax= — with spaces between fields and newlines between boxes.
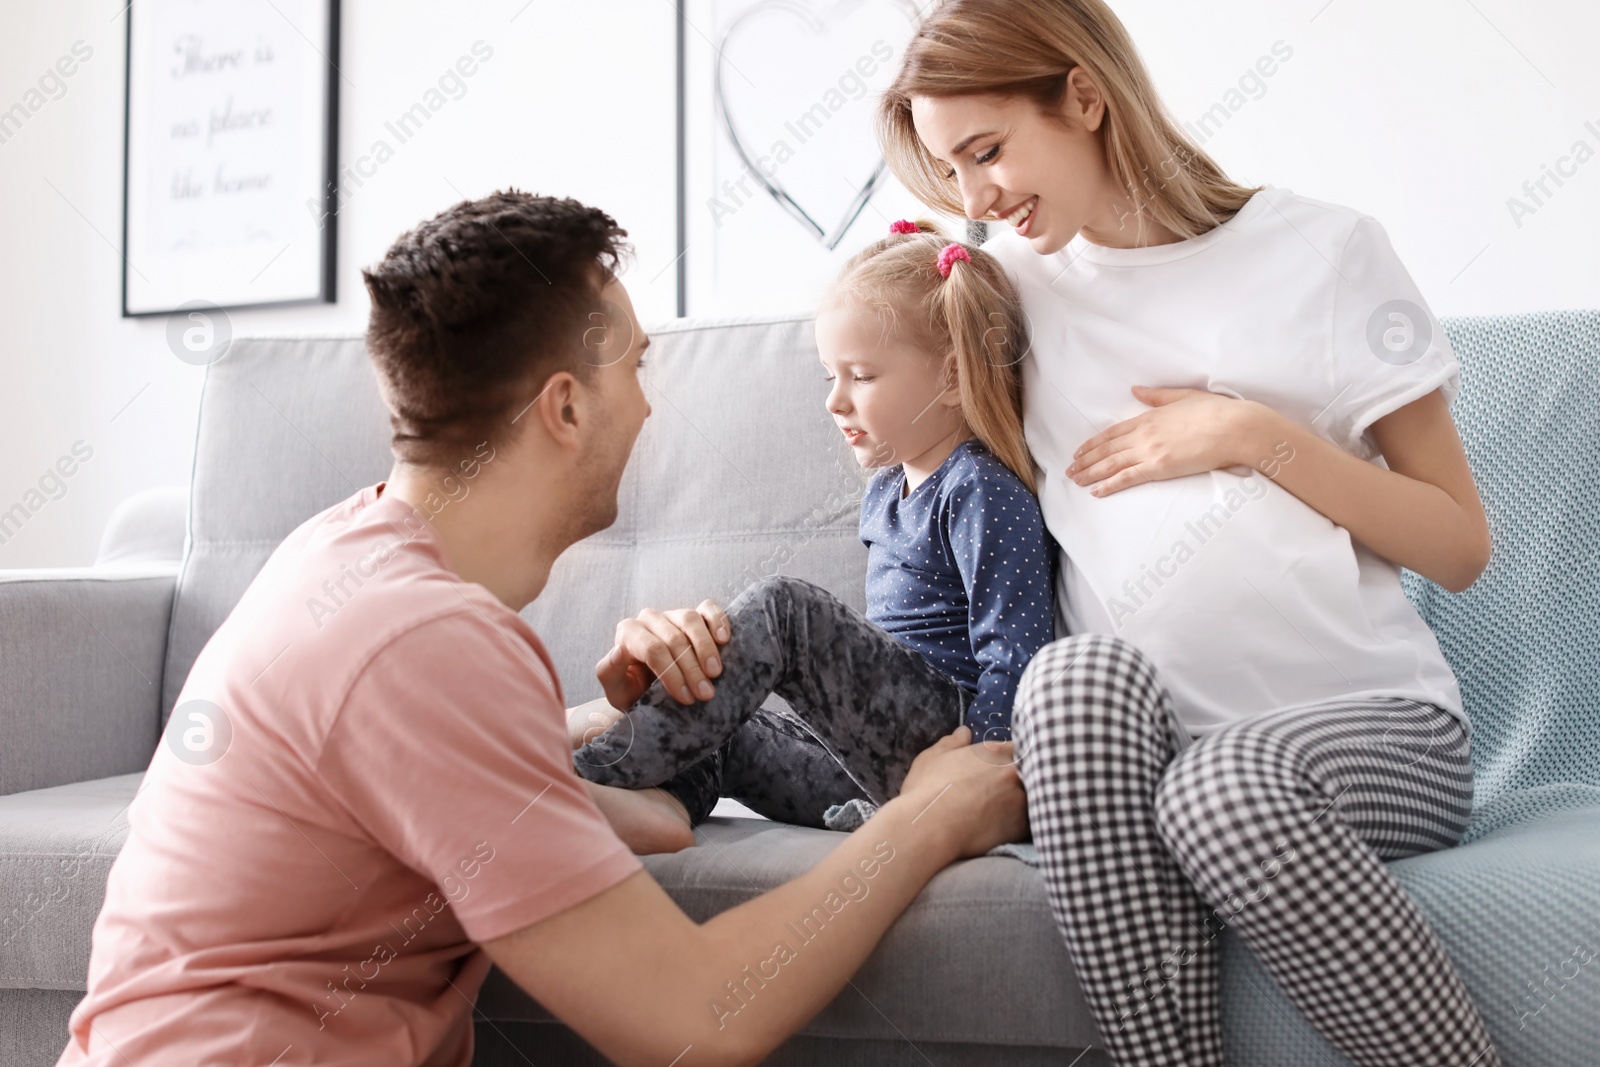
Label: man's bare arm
xmin=482 ymin=728 xmax=1026 ymax=1067
xmin=566 ymin=696 xmax=623 ymax=750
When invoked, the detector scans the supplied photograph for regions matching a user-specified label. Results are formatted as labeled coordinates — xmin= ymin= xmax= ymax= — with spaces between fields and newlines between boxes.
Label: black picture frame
xmin=674 ymin=2 xmax=687 ymax=318
xmin=121 ymin=0 xmax=341 ymax=318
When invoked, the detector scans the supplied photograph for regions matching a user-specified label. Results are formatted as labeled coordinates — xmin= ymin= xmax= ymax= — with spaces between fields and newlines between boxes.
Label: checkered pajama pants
xmin=1013 ymin=633 xmax=1501 ymax=1067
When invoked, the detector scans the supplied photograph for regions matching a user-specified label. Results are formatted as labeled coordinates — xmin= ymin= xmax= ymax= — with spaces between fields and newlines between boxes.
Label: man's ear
xmin=533 ymin=371 xmax=584 ymax=450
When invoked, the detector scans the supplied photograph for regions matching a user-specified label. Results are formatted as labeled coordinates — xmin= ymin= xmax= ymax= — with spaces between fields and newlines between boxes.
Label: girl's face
xmin=911 ymin=69 xmax=1153 ymax=255
xmin=814 ymin=296 xmax=963 ymax=472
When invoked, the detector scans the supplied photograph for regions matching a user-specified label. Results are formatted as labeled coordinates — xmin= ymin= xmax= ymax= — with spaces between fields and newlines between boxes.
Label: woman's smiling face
xmin=911 ymin=70 xmax=1153 ymax=255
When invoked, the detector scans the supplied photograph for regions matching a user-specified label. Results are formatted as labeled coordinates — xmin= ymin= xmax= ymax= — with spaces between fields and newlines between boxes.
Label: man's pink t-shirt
xmin=58 ymin=483 xmax=642 ymax=1067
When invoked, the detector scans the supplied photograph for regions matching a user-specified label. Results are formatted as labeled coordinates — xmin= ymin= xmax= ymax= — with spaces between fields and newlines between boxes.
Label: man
xmin=59 ymin=191 xmax=1026 ymax=1067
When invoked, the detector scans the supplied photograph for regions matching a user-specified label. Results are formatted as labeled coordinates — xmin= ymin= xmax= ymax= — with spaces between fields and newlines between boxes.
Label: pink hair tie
xmin=888 ymin=219 xmax=919 ymax=234
xmin=936 ymin=242 xmax=970 ymax=278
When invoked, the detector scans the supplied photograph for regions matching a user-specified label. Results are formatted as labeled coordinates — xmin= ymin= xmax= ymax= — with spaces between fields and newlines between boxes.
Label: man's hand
xmin=594 ymin=599 xmax=733 ymax=710
xmin=896 ymin=725 xmax=1029 ymax=858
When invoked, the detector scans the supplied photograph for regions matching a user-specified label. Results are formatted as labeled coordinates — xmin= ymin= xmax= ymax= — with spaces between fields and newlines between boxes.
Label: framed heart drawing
xmin=678 ymin=0 xmax=969 ymax=318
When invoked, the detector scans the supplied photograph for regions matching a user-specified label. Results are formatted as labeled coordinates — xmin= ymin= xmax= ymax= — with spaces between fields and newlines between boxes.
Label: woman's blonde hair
xmin=825 ymin=219 xmax=1038 ymax=495
xmin=877 ymin=0 xmax=1262 ymax=242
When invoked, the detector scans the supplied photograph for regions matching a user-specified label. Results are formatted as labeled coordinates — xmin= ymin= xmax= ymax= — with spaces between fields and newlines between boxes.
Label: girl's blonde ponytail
xmin=938 ymin=243 xmax=1037 ymax=495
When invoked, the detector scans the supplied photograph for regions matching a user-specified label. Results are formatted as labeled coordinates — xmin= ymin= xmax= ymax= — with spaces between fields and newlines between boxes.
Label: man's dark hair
xmin=362 ymin=189 xmax=633 ymax=468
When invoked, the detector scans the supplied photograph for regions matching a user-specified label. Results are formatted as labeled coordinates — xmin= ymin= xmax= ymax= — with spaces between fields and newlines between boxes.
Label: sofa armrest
xmin=0 ymin=565 xmax=178 ymax=796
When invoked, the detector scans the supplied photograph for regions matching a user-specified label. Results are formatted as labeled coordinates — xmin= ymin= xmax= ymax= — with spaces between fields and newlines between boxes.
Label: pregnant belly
xmin=1055 ymin=467 xmax=1402 ymax=726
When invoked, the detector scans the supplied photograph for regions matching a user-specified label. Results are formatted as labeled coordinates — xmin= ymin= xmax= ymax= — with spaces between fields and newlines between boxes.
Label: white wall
xmin=0 ymin=0 xmax=678 ymax=568
xmin=1 ymin=0 xmax=1596 ymax=568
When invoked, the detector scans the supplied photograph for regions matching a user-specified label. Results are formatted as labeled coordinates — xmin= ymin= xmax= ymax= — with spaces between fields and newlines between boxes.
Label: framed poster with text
xmin=122 ymin=0 xmax=339 ymax=316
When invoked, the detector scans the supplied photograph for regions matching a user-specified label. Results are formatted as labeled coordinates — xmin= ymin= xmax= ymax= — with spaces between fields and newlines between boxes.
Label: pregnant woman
xmin=877 ymin=2 xmax=1500 ymax=1065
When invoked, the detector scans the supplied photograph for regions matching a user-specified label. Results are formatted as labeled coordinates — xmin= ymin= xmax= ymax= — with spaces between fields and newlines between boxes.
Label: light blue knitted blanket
xmin=1230 ymin=311 xmax=1600 ymax=1066
xmin=1401 ymin=311 xmax=1600 ymax=838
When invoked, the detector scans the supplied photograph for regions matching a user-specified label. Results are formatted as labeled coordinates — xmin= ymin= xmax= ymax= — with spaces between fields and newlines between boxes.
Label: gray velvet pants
xmin=573 ymin=575 xmax=972 ymax=828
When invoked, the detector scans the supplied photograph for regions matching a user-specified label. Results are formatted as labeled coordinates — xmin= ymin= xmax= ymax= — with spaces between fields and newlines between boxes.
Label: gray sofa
xmin=4 ymin=309 xmax=1598 ymax=1066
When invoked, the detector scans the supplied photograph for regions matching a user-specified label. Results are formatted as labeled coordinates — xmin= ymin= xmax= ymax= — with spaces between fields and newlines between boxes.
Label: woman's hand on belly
xmin=1065 ymin=385 xmax=1279 ymax=496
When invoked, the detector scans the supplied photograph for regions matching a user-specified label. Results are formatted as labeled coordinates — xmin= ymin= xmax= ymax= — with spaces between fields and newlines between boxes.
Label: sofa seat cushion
xmin=0 ymin=773 xmax=1100 ymax=1049
xmin=14 ymin=776 xmax=1596 ymax=1062
xmin=0 ymin=773 xmax=141 ymax=990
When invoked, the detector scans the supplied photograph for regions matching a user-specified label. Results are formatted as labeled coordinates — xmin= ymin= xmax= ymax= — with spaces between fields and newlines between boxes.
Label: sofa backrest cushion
xmin=162 ymin=310 xmax=1600 ymax=840
xmin=161 ymin=316 xmax=871 ymax=716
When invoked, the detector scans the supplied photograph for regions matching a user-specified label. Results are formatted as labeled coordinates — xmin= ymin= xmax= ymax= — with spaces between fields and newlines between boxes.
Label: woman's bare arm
xmin=1067 ymin=385 xmax=1491 ymax=593
xmin=1237 ymin=389 xmax=1491 ymax=592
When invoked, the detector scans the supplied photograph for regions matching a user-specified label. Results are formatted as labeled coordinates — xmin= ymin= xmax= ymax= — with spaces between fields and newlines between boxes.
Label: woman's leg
xmin=575 ymin=574 xmax=967 ymax=810
xmin=1012 ymin=633 xmax=1221 ymax=1067
xmin=1153 ymin=696 xmax=1498 ymax=1066
xmin=1014 ymin=632 xmax=1498 ymax=1066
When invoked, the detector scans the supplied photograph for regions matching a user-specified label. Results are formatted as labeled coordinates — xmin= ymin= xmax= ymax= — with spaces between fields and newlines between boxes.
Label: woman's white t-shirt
xmin=982 ymin=185 xmax=1469 ymax=738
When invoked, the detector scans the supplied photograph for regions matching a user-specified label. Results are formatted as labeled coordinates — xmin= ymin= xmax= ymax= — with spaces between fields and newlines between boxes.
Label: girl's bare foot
xmin=584 ymin=782 xmax=695 ymax=855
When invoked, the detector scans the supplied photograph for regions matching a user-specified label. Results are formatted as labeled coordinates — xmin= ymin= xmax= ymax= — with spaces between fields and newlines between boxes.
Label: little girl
xmin=572 ymin=218 xmax=1056 ymax=830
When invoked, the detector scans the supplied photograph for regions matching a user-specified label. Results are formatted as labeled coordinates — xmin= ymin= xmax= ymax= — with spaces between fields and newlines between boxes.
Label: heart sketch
xmin=713 ymin=0 xmax=921 ymax=250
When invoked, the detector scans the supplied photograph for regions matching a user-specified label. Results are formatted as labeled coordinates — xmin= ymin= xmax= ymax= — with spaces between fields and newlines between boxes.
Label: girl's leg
xmin=575 ymin=574 xmax=967 ymax=806
xmin=1012 ymin=633 xmax=1222 ymax=1067
xmin=659 ymin=704 xmax=877 ymax=828
xmin=1153 ymin=696 xmax=1499 ymax=1066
